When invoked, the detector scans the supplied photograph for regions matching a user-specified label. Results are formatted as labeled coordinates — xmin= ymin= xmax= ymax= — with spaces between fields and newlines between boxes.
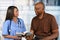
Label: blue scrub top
xmin=2 ymin=18 xmax=26 ymax=40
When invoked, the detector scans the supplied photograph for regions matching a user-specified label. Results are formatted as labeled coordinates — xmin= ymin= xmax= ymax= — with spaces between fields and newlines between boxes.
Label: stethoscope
xmin=18 ymin=18 xmax=21 ymax=28
xmin=15 ymin=19 xmax=22 ymax=40
xmin=9 ymin=18 xmax=21 ymax=34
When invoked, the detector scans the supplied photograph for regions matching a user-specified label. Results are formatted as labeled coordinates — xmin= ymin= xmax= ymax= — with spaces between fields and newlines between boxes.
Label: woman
xmin=2 ymin=6 xmax=26 ymax=40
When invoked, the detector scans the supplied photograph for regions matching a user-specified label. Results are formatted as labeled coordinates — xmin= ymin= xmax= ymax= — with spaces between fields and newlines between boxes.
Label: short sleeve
xmin=2 ymin=20 xmax=10 ymax=35
xmin=20 ymin=18 xmax=26 ymax=32
xmin=31 ymin=18 xmax=35 ymax=31
xmin=51 ymin=16 xmax=58 ymax=32
xmin=31 ymin=19 xmax=34 ymax=30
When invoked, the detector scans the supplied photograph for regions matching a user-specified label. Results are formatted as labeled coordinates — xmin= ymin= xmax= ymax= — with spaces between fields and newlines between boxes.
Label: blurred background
xmin=0 ymin=0 xmax=60 ymax=40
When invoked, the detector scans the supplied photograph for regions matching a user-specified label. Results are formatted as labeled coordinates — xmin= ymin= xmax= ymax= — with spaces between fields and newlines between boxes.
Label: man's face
xmin=35 ymin=3 xmax=44 ymax=16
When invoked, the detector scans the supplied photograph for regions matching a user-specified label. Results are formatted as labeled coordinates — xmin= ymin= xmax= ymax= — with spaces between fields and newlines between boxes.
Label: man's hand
xmin=41 ymin=38 xmax=51 ymax=40
xmin=25 ymin=34 xmax=33 ymax=40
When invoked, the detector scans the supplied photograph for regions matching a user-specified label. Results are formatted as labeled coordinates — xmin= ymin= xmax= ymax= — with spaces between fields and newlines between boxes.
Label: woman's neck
xmin=12 ymin=17 xmax=18 ymax=23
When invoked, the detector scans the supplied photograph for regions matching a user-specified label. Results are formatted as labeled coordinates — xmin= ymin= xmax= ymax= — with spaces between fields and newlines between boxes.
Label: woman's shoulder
xmin=18 ymin=18 xmax=24 ymax=22
xmin=4 ymin=20 xmax=11 ymax=24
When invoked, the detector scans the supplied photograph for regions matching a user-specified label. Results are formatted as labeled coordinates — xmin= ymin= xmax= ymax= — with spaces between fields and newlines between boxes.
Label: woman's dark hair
xmin=5 ymin=6 xmax=18 ymax=21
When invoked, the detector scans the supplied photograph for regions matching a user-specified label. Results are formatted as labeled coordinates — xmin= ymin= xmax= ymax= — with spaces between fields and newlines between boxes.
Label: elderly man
xmin=29 ymin=2 xmax=59 ymax=40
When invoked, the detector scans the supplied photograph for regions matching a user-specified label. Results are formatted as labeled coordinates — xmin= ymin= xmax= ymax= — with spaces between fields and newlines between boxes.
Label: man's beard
xmin=37 ymin=13 xmax=42 ymax=17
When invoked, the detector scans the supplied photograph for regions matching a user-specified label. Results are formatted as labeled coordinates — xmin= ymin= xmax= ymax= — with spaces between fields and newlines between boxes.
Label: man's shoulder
xmin=45 ymin=13 xmax=54 ymax=18
xmin=32 ymin=16 xmax=37 ymax=20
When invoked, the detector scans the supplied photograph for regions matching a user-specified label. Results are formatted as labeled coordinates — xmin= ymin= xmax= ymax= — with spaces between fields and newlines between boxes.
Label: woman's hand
xmin=3 ymin=35 xmax=22 ymax=39
xmin=14 ymin=36 xmax=22 ymax=40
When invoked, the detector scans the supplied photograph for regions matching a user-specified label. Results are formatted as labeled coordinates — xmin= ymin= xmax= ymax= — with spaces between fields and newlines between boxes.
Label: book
xmin=16 ymin=31 xmax=32 ymax=37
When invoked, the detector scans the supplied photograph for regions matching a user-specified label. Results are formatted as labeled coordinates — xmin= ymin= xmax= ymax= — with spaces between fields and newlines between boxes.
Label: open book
xmin=16 ymin=31 xmax=32 ymax=37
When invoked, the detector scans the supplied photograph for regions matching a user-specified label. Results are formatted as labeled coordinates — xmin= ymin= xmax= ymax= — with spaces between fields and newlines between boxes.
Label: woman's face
xmin=14 ymin=8 xmax=19 ymax=17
